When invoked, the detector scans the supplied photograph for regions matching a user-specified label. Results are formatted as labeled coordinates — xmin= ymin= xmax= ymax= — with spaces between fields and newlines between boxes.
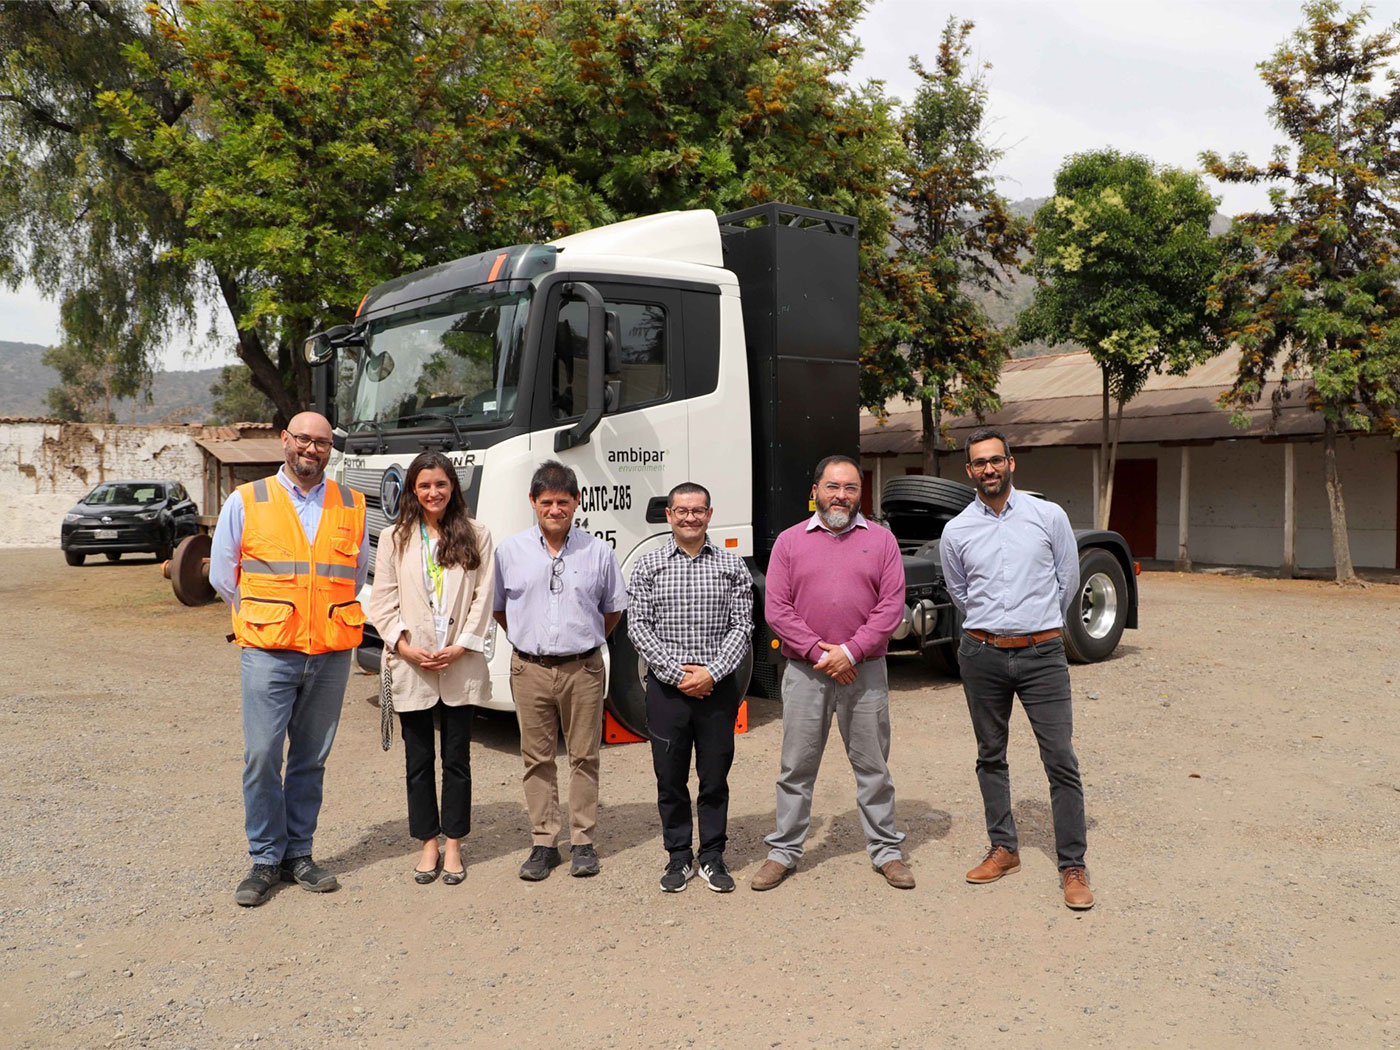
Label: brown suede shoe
xmin=875 ymin=858 xmax=915 ymax=889
xmin=749 ymin=859 xmax=794 ymax=891
xmin=965 ymin=845 xmax=1021 ymax=883
xmin=1061 ymin=866 xmax=1094 ymax=910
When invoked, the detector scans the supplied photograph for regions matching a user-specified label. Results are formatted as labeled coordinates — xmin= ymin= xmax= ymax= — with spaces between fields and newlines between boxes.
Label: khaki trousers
xmin=510 ymin=649 xmax=604 ymax=847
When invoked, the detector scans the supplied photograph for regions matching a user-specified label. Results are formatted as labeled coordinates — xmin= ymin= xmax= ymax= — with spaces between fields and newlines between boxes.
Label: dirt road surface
xmin=2 ymin=548 xmax=1397 ymax=1049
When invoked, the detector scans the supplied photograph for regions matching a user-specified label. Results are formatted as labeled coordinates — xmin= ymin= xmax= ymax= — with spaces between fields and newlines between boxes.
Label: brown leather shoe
xmin=875 ymin=858 xmax=915 ymax=889
xmin=749 ymin=859 xmax=794 ymax=891
xmin=1061 ymin=866 xmax=1094 ymax=910
xmin=965 ymin=845 xmax=1021 ymax=883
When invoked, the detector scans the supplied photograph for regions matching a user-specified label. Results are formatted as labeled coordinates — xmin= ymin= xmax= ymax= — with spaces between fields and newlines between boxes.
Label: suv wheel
xmin=64 ymin=550 xmax=85 ymax=566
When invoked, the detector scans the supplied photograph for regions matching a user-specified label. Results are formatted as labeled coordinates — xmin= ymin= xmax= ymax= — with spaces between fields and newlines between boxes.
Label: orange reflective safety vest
xmin=229 ymin=475 xmax=368 ymax=654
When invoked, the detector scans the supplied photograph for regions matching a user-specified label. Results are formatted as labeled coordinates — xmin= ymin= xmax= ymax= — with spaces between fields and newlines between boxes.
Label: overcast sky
xmin=0 ymin=0 xmax=1336 ymax=367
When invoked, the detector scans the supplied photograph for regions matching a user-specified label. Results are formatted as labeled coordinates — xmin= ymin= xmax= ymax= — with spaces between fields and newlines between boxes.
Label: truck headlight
xmin=910 ymin=599 xmax=938 ymax=637
xmin=891 ymin=605 xmax=913 ymax=641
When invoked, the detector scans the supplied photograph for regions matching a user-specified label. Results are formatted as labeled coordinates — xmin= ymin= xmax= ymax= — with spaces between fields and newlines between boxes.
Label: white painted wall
xmin=0 ymin=421 xmax=205 ymax=547
xmin=865 ymin=433 xmax=1399 ymax=569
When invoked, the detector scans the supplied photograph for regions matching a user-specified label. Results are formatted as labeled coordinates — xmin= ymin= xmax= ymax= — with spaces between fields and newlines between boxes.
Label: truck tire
xmin=880 ymin=475 xmax=976 ymax=516
xmin=605 ymin=613 xmax=755 ymax=740
xmin=1064 ymin=548 xmax=1128 ymax=663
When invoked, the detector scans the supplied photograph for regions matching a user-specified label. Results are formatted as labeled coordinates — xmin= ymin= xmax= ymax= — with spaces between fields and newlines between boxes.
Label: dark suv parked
xmin=60 ymin=480 xmax=200 ymax=565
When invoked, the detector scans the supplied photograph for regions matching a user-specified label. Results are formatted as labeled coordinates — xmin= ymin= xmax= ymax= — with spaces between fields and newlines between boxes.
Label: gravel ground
xmin=1 ymin=547 xmax=1397 ymax=1049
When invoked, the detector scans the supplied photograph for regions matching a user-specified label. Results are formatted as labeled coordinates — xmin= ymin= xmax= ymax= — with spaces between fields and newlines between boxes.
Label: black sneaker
xmin=659 ymin=856 xmax=694 ymax=893
xmin=518 ymin=845 xmax=563 ymax=881
xmin=699 ymin=857 xmax=735 ymax=893
xmin=279 ymin=856 xmax=339 ymax=892
xmin=570 ymin=843 xmax=600 ymax=877
xmin=235 ymin=863 xmax=281 ymax=907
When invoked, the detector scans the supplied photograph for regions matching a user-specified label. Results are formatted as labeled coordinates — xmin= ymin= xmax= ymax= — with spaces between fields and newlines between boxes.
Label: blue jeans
xmin=240 ymin=648 xmax=351 ymax=865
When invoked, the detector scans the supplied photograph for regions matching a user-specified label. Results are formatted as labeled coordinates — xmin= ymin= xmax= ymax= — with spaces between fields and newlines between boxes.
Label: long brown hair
xmin=392 ymin=451 xmax=481 ymax=570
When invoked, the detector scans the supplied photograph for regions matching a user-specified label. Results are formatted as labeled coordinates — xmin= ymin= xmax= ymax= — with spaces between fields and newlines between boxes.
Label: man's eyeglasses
xmin=969 ymin=455 xmax=1009 ymax=472
xmin=819 ymin=483 xmax=861 ymax=496
xmin=287 ymin=432 xmax=333 ymax=453
xmin=549 ymin=554 xmax=565 ymax=594
xmin=667 ymin=507 xmax=710 ymax=520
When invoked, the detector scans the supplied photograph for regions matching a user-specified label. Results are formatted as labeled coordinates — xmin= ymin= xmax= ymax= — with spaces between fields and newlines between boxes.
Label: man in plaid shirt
xmin=628 ymin=482 xmax=753 ymax=893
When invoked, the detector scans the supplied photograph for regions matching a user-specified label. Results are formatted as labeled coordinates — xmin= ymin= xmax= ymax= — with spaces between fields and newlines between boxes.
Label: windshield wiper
xmin=395 ymin=412 xmax=466 ymax=451
xmin=345 ymin=418 xmax=388 ymax=454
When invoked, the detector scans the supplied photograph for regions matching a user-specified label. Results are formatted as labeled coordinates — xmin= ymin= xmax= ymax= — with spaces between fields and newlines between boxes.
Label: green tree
xmin=42 ymin=340 xmax=115 ymax=422
xmin=1020 ymin=149 xmax=1223 ymax=527
xmin=862 ymin=19 xmax=1028 ymax=476
xmin=208 ymin=363 xmax=276 ymax=424
xmin=1201 ymin=1 xmax=1400 ymax=584
xmin=2 ymin=1 xmax=896 ymax=423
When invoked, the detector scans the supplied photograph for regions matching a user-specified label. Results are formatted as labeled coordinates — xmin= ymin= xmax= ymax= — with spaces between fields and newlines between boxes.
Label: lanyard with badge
xmin=420 ymin=522 xmax=449 ymax=647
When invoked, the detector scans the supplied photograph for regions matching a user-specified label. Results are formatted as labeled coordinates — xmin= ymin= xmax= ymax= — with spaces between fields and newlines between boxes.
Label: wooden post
xmin=1283 ymin=442 xmax=1296 ymax=578
xmin=1091 ymin=447 xmax=1101 ymax=529
xmin=1176 ymin=446 xmax=1192 ymax=571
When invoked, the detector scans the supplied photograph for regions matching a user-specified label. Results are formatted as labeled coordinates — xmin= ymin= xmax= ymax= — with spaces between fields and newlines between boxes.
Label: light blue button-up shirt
xmin=493 ymin=525 xmax=627 ymax=656
xmin=209 ymin=466 xmax=371 ymax=607
xmin=939 ymin=486 xmax=1079 ymax=634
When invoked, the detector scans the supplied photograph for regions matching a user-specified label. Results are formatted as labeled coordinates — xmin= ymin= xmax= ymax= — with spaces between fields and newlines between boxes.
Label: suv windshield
xmin=341 ymin=286 xmax=531 ymax=434
xmin=85 ymin=483 xmax=164 ymax=505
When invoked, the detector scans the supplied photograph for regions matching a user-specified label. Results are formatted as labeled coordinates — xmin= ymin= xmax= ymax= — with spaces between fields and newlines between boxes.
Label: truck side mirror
xmin=304 ymin=331 xmax=335 ymax=365
xmin=555 ymin=282 xmax=607 ymax=453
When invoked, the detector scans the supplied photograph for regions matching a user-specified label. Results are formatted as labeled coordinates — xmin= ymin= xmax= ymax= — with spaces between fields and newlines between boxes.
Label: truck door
xmin=529 ymin=282 xmax=689 ymax=567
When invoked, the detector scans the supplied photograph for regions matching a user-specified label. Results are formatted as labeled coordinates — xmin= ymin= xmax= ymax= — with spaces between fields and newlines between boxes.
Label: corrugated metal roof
xmin=862 ymin=350 xmax=1335 ymax=455
xmin=194 ymin=434 xmax=284 ymax=464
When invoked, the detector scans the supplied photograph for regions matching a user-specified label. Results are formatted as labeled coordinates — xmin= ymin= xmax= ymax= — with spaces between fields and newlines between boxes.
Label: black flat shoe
xmin=442 ymin=868 xmax=465 ymax=886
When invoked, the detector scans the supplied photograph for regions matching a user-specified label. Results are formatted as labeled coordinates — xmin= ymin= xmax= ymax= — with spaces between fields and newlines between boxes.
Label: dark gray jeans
xmin=957 ymin=634 xmax=1086 ymax=869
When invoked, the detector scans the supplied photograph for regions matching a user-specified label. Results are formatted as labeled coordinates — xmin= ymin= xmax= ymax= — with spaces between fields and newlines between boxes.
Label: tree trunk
xmin=920 ymin=396 xmax=938 ymax=477
xmin=1103 ymin=394 xmax=1125 ymax=529
xmin=1097 ymin=369 xmax=1110 ymax=528
xmin=1321 ymin=417 xmax=1358 ymax=584
xmin=215 ymin=269 xmax=298 ymax=427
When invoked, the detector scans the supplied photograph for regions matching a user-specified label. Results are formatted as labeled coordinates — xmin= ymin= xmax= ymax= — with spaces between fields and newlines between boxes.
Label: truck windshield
xmin=341 ymin=286 xmax=531 ymax=433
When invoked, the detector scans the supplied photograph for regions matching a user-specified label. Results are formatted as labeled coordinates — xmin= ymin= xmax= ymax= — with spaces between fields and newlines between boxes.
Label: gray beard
xmin=819 ymin=506 xmax=852 ymax=531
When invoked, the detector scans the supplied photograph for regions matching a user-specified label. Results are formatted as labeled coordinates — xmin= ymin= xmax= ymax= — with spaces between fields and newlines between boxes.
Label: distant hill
xmin=0 ymin=340 xmax=219 ymax=422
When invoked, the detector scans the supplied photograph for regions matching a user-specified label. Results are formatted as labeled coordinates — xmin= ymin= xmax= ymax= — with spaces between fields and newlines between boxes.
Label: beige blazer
xmin=368 ymin=520 xmax=495 ymax=712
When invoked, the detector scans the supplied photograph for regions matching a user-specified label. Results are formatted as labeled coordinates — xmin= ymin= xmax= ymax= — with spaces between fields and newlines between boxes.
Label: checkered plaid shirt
xmin=626 ymin=536 xmax=753 ymax=686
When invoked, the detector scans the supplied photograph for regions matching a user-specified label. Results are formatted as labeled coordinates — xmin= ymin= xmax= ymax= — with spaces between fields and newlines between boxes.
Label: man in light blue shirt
xmin=493 ymin=460 xmax=626 ymax=881
xmin=940 ymin=427 xmax=1093 ymax=910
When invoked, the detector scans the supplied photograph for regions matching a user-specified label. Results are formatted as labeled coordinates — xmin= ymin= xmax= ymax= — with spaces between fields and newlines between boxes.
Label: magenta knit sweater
xmin=764 ymin=517 xmax=907 ymax=664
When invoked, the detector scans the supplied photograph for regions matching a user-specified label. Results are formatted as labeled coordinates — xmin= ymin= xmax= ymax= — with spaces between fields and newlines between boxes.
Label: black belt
xmin=513 ymin=647 xmax=598 ymax=668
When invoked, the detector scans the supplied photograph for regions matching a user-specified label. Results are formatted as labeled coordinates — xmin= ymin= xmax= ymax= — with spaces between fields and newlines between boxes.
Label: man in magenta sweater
xmin=751 ymin=455 xmax=915 ymax=891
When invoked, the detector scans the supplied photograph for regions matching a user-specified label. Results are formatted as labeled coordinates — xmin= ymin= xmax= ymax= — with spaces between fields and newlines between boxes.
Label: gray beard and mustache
xmin=818 ymin=503 xmax=853 ymax=531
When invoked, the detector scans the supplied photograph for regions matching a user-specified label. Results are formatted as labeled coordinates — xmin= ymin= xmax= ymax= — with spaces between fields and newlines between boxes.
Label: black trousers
xmin=399 ymin=700 xmax=473 ymax=841
xmin=647 ymin=672 xmax=742 ymax=864
xmin=957 ymin=635 xmax=1087 ymax=869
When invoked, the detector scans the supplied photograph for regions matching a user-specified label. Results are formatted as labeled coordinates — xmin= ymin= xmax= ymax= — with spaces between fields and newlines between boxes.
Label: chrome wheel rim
xmin=1079 ymin=572 xmax=1118 ymax=639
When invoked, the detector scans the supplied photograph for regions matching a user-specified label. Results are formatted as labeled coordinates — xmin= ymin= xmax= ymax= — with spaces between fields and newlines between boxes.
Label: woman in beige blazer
xmin=369 ymin=451 xmax=494 ymax=885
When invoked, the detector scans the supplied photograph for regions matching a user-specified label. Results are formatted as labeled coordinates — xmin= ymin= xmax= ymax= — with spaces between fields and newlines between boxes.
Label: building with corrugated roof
xmin=860 ymin=351 xmax=1398 ymax=572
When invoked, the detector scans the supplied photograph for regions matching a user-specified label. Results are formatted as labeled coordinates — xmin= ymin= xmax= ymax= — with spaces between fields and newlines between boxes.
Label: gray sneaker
xmin=699 ymin=857 xmax=735 ymax=893
xmin=518 ymin=845 xmax=563 ymax=881
xmin=235 ymin=863 xmax=281 ymax=907
xmin=279 ymin=856 xmax=339 ymax=892
xmin=570 ymin=843 xmax=600 ymax=877
xmin=659 ymin=856 xmax=694 ymax=893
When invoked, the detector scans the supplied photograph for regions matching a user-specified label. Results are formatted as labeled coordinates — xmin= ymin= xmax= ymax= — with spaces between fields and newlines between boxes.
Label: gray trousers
xmin=957 ymin=634 xmax=1087 ymax=869
xmin=765 ymin=659 xmax=905 ymax=868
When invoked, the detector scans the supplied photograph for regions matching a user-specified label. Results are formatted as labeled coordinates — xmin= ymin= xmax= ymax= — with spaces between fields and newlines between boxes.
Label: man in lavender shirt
xmin=494 ymin=460 xmax=627 ymax=881
xmin=752 ymin=455 xmax=915 ymax=891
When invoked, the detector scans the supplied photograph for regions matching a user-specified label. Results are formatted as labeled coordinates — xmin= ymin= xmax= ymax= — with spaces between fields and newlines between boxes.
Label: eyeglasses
xmin=819 ymin=483 xmax=861 ymax=496
xmin=969 ymin=455 xmax=1009 ymax=472
xmin=667 ymin=507 xmax=710 ymax=519
xmin=287 ymin=432 xmax=333 ymax=453
xmin=549 ymin=554 xmax=565 ymax=594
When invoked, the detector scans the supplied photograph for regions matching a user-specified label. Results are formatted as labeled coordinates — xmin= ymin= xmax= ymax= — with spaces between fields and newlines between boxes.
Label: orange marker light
xmin=1134 ymin=561 xmax=1141 ymax=575
xmin=770 ymin=638 xmax=780 ymax=650
xmin=486 ymin=252 xmax=509 ymax=282
xmin=355 ymin=292 xmax=369 ymax=318
xmin=725 ymin=537 xmax=738 ymax=548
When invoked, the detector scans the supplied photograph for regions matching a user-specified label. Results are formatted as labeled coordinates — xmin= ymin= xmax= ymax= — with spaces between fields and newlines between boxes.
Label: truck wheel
xmin=880 ymin=475 xmax=976 ymax=515
xmin=1064 ymin=548 xmax=1128 ymax=663
xmin=604 ymin=614 xmax=756 ymax=740
xmin=64 ymin=550 xmax=85 ymax=566
xmin=605 ymin=613 xmax=650 ymax=738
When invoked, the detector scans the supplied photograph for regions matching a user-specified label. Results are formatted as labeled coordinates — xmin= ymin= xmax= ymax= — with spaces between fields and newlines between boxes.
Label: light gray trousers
xmin=765 ymin=658 xmax=906 ymax=868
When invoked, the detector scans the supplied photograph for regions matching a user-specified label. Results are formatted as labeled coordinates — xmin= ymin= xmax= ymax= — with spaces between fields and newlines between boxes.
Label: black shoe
xmin=570 ymin=843 xmax=600 ymax=877
xmin=518 ymin=845 xmax=563 ymax=881
xmin=659 ymin=856 xmax=694 ymax=893
xmin=235 ymin=863 xmax=281 ymax=907
xmin=699 ymin=857 xmax=735 ymax=893
xmin=279 ymin=856 xmax=339 ymax=893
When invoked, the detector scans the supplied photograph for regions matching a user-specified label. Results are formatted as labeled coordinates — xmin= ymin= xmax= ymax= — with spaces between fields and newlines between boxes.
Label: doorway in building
xmin=1109 ymin=458 xmax=1158 ymax=559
